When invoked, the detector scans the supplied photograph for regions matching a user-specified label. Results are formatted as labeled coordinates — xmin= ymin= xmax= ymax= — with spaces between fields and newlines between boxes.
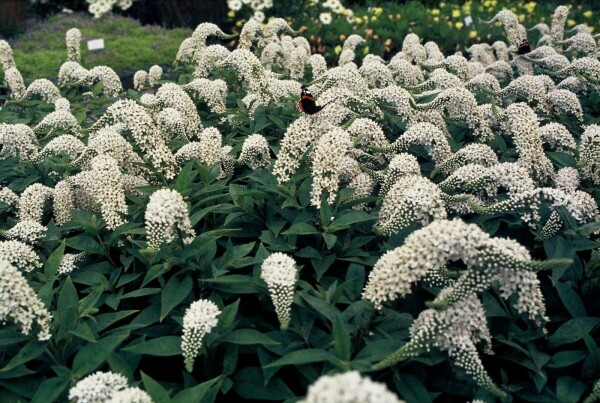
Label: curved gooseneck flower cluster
xmin=364 ymin=219 xmax=571 ymax=395
xmin=260 ymin=253 xmax=298 ymax=329
xmin=182 ymin=299 xmax=221 ymax=372
xmin=145 ymin=189 xmax=195 ymax=251
xmin=375 ymin=174 xmax=447 ymax=235
xmin=0 ymin=259 xmax=52 ymax=341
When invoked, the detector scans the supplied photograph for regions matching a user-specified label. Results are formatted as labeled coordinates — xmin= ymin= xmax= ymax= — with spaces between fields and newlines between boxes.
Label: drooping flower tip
xmin=182 ymin=299 xmax=221 ymax=372
xmin=261 ymin=253 xmax=297 ymax=329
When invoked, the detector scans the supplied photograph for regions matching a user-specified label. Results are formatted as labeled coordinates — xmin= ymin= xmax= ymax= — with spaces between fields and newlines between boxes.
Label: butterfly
xmin=298 ymin=85 xmax=337 ymax=115
xmin=517 ymin=38 xmax=533 ymax=55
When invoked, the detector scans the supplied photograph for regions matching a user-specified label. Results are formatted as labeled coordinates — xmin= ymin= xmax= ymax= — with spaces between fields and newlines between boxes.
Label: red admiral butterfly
xmin=517 ymin=38 xmax=533 ymax=55
xmin=298 ymin=85 xmax=337 ymax=115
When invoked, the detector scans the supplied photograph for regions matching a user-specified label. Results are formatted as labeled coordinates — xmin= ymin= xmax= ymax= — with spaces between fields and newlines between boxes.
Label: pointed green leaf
xmin=44 ymin=240 xmax=65 ymax=276
xmin=263 ymin=349 xmax=344 ymax=369
xmin=141 ymin=371 xmax=172 ymax=403
xmin=332 ymin=315 xmax=351 ymax=361
xmin=0 ymin=340 xmax=46 ymax=373
xmin=161 ymin=275 xmax=193 ymax=321
xmin=172 ymin=376 xmax=222 ymax=403
xmin=121 ymin=336 xmax=182 ymax=356
xmin=220 ymin=329 xmax=280 ymax=346
xmin=30 ymin=377 xmax=68 ymax=403
xmin=72 ymin=334 xmax=128 ymax=378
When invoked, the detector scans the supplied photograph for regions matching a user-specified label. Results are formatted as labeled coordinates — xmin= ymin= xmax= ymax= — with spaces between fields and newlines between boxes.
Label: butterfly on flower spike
xmin=517 ymin=38 xmax=533 ymax=55
xmin=298 ymin=85 xmax=337 ymax=115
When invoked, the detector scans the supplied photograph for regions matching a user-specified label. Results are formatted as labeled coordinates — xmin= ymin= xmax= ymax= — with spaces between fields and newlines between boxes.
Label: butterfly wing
xmin=300 ymin=94 xmax=320 ymax=115
xmin=517 ymin=39 xmax=532 ymax=55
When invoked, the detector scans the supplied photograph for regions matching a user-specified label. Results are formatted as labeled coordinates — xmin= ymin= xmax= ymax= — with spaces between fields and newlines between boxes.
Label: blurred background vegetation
xmin=1 ymin=0 xmax=600 ymax=80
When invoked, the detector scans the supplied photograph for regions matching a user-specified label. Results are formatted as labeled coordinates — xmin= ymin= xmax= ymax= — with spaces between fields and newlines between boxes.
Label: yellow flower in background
xmin=374 ymin=7 xmax=383 ymax=16
xmin=396 ymin=13 xmax=401 ymax=19
xmin=524 ymin=2 xmax=536 ymax=13
xmin=469 ymin=30 xmax=477 ymax=38
xmin=384 ymin=38 xmax=392 ymax=46
xmin=334 ymin=45 xmax=342 ymax=55
xmin=371 ymin=16 xmax=378 ymax=22
xmin=363 ymin=46 xmax=370 ymax=55
xmin=518 ymin=14 xmax=525 ymax=22
xmin=434 ymin=16 xmax=440 ymax=23
xmin=590 ymin=27 xmax=595 ymax=33
xmin=227 ymin=10 xmax=235 ymax=18
xmin=567 ymin=18 xmax=576 ymax=27
xmin=355 ymin=16 xmax=363 ymax=24
xmin=452 ymin=9 xmax=461 ymax=18
xmin=455 ymin=21 xmax=464 ymax=29
xmin=440 ymin=2 xmax=446 ymax=7
xmin=584 ymin=10 xmax=593 ymax=18
xmin=431 ymin=8 xmax=440 ymax=16
xmin=462 ymin=1 xmax=472 ymax=15
xmin=236 ymin=20 xmax=243 ymax=27
xmin=447 ymin=21 xmax=453 ymax=28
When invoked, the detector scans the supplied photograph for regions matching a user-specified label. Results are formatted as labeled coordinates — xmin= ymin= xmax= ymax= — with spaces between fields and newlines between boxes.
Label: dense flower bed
xmin=1 ymin=4 xmax=600 ymax=402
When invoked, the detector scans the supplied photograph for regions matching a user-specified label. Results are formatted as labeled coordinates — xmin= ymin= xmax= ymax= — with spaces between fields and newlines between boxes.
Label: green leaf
xmin=310 ymin=253 xmax=336 ymax=280
xmin=30 ymin=378 xmax=68 ymax=403
xmin=142 ymin=264 xmax=168 ymax=288
xmin=555 ymin=282 xmax=586 ymax=318
xmin=320 ymin=193 xmax=332 ymax=227
xmin=556 ymin=376 xmax=586 ymax=402
xmin=171 ymin=376 xmax=222 ymax=403
xmin=233 ymin=367 xmax=295 ymax=400
xmin=547 ymin=151 xmax=576 ymax=168
xmin=575 ymin=220 xmax=600 ymax=237
xmin=203 ymin=275 xmax=263 ymax=294
xmin=263 ymin=349 xmax=344 ymax=369
xmin=56 ymin=276 xmax=78 ymax=339
xmin=174 ymin=161 xmax=197 ymax=194
xmin=220 ymin=329 xmax=280 ymax=346
xmin=282 ymin=222 xmax=319 ymax=236
xmin=122 ymin=336 xmax=182 ymax=356
xmin=330 ymin=211 xmax=375 ymax=230
xmin=72 ymin=334 xmax=128 ymax=378
xmin=547 ymin=350 xmax=587 ymax=368
xmin=90 ymin=310 xmax=138 ymax=333
xmin=120 ymin=288 xmax=161 ymax=299
xmin=44 ymin=240 xmax=65 ymax=276
xmin=549 ymin=317 xmax=600 ymax=347
xmin=299 ymin=292 xmax=340 ymax=323
xmin=583 ymin=334 xmax=600 ymax=373
xmin=161 ymin=275 xmax=193 ymax=321
xmin=322 ymin=233 xmax=337 ymax=250
xmin=141 ymin=371 xmax=172 ymax=403
xmin=393 ymin=373 xmax=432 ymax=403
xmin=332 ymin=315 xmax=351 ymax=361
xmin=0 ymin=340 xmax=46 ymax=373
xmin=216 ymin=299 xmax=239 ymax=333
xmin=66 ymin=235 xmax=105 ymax=255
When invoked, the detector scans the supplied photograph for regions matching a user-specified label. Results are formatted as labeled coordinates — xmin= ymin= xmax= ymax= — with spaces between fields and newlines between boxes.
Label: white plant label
xmin=87 ymin=39 xmax=105 ymax=51
xmin=464 ymin=15 xmax=473 ymax=27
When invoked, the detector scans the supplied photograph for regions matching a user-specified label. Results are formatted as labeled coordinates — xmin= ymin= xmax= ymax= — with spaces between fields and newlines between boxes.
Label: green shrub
xmin=7 ymin=13 xmax=190 ymax=80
